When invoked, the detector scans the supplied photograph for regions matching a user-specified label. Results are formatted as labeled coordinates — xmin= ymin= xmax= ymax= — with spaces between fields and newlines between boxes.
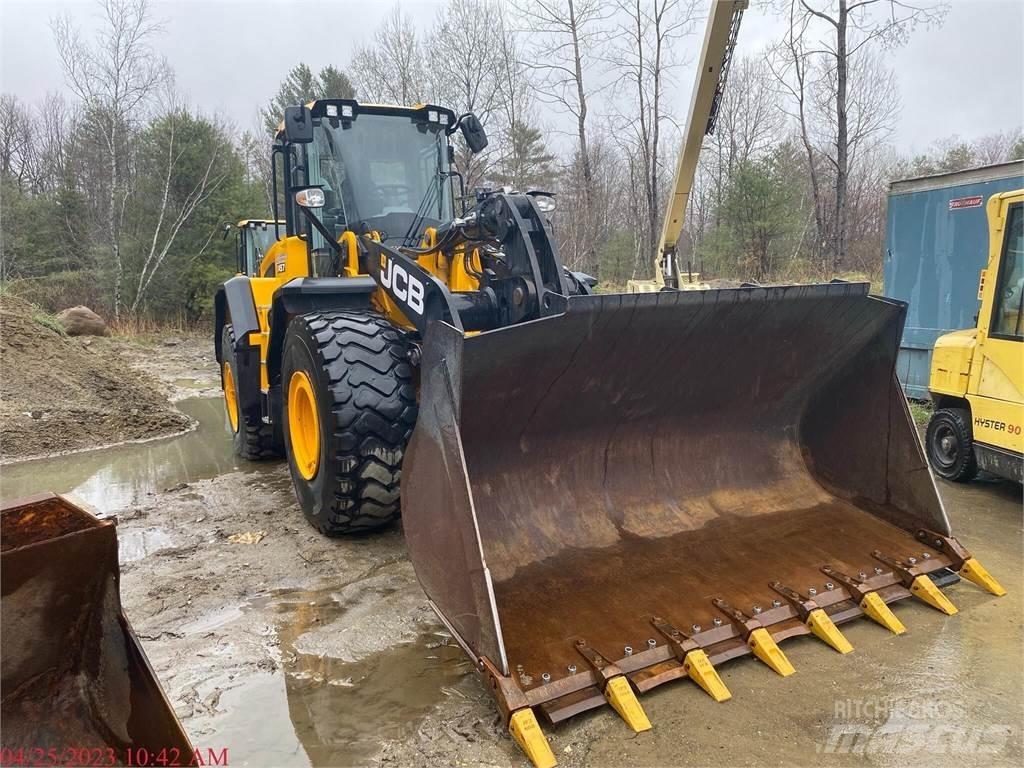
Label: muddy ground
xmin=0 ymin=298 xmax=194 ymax=461
xmin=2 ymin=335 xmax=1021 ymax=767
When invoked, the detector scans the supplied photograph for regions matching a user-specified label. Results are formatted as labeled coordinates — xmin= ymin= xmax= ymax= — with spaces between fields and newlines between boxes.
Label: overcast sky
xmin=1 ymin=0 xmax=1021 ymax=156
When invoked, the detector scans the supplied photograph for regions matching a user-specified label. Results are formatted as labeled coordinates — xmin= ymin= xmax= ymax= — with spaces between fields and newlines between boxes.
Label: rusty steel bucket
xmin=1 ymin=493 xmax=191 ymax=760
xmin=402 ymin=283 xmax=1005 ymax=765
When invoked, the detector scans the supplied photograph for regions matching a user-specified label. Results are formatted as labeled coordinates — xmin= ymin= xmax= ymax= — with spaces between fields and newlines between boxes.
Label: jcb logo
xmin=380 ymin=254 xmax=425 ymax=315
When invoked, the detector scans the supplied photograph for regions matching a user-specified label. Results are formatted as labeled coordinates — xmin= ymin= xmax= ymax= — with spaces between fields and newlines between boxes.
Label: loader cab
xmin=273 ymin=99 xmax=474 ymax=276
xmin=234 ymin=219 xmax=283 ymax=276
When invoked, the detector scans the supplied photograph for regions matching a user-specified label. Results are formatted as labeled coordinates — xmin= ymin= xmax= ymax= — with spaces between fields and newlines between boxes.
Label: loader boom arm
xmin=656 ymin=0 xmax=746 ymax=287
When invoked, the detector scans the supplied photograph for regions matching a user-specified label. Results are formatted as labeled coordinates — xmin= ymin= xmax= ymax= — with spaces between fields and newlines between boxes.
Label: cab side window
xmin=992 ymin=202 xmax=1024 ymax=339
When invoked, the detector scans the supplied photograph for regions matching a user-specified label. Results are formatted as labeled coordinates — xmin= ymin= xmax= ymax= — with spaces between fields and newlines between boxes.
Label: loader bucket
xmin=403 ymin=283 xmax=1003 ymax=749
xmin=1 ymin=493 xmax=191 ymax=759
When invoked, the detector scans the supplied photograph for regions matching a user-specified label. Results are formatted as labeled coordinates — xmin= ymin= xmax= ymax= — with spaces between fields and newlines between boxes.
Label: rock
xmin=56 ymin=306 xmax=110 ymax=336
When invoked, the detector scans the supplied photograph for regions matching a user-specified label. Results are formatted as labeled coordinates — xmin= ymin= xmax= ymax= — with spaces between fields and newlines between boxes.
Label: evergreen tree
xmin=261 ymin=64 xmax=356 ymax=135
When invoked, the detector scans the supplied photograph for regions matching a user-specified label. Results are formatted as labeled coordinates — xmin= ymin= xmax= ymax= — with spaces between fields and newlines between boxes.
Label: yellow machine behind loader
xmin=925 ymin=189 xmax=1024 ymax=483
xmin=214 ymin=3 xmax=1006 ymax=765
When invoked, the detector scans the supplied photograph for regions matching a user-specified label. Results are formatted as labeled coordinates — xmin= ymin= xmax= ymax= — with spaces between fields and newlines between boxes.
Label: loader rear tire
xmin=926 ymin=407 xmax=978 ymax=482
xmin=221 ymin=324 xmax=281 ymax=460
xmin=282 ymin=311 xmax=417 ymax=535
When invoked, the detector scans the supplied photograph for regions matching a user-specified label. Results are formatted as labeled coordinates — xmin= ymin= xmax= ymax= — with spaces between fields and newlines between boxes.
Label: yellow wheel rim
xmin=288 ymin=370 xmax=320 ymax=480
xmin=222 ymin=362 xmax=239 ymax=433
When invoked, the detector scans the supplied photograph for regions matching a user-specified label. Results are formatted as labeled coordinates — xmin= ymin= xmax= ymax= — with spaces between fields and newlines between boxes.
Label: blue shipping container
xmin=883 ymin=160 xmax=1024 ymax=399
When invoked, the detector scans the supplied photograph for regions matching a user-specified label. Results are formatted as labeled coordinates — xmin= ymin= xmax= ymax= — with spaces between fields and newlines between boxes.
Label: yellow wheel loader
xmin=926 ymin=189 xmax=1024 ymax=483
xmin=213 ymin=4 xmax=1006 ymax=765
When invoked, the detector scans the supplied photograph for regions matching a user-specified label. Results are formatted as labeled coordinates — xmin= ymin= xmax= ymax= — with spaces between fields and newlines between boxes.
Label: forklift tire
xmin=281 ymin=311 xmax=417 ymax=535
xmin=221 ymin=324 xmax=281 ymax=460
xmin=925 ymin=407 xmax=978 ymax=482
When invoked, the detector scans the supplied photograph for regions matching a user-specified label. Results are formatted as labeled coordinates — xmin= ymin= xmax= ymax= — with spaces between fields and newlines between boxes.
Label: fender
xmin=213 ymin=276 xmax=263 ymax=424
xmin=214 ymin=276 xmax=260 ymax=360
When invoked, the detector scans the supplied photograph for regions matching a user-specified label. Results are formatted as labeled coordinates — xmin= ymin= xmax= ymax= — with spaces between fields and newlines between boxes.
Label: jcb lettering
xmin=380 ymin=255 xmax=425 ymax=316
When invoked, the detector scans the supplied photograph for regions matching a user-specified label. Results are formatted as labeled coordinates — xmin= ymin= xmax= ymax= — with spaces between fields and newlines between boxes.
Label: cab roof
xmin=274 ymin=99 xmax=458 ymax=140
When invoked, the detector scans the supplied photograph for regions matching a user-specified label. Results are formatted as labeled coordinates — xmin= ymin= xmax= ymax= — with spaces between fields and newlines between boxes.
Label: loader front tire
xmin=282 ymin=312 xmax=417 ymax=535
xmin=221 ymin=324 xmax=281 ymax=460
xmin=926 ymin=407 xmax=978 ymax=482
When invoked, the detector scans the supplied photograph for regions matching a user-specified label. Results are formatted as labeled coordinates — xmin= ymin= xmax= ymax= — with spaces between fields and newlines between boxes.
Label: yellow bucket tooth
xmin=683 ymin=649 xmax=732 ymax=702
xmin=959 ymin=558 xmax=1007 ymax=597
xmin=806 ymin=608 xmax=854 ymax=654
xmin=509 ymin=708 xmax=557 ymax=768
xmin=860 ymin=591 xmax=906 ymax=634
xmin=910 ymin=575 xmax=958 ymax=615
xmin=603 ymin=675 xmax=652 ymax=732
xmin=747 ymin=627 xmax=795 ymax=676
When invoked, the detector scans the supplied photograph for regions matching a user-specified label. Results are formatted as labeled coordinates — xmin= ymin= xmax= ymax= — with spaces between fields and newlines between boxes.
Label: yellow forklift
xmin=926 ymin=189 xmax=1024 ymax=483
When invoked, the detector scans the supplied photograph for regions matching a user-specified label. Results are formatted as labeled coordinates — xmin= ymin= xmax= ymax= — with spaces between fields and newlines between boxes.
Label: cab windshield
xmin=306 ymin=114 xmax=452 ymax=245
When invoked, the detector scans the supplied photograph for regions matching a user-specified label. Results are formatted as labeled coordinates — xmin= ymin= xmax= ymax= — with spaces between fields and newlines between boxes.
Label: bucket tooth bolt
xmin=509 ymin=708 xmax=557 ymax=768
xmin=959 ymin=558 xmax=1006 ymax=597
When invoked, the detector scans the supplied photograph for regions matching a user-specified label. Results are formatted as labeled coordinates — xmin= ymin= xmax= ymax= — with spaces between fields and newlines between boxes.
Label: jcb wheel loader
xmin=213 ymin=5 xmax=1005 ymax=766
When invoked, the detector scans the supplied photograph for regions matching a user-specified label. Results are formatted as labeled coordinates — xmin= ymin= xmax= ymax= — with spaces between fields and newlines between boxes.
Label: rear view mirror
xmin=460 ymin=113 xmax=488 ymax=154
xmin=284 ymin=105 xmax=314 ymax=144
xmin=294 ymin=187 xmax=325 ymax=208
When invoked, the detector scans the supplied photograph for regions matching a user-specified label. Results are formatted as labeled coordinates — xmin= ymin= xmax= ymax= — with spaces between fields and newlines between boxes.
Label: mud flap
xmin=401 ymin=284 xmax=1003 ymax=761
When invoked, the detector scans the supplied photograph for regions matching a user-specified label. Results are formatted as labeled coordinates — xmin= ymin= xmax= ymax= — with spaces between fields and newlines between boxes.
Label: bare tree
xmin=608 ymin=0 xmax=698 ymax=274
xmin=779 ymin=0 xmax=947 ymax=268
xmin=53 ymin=0 xmax=169 ymax=317
xmin=429 ymin=0 xmax=508 ymax=191
xmin=769 ymin=3 xmax=830 ymax=269
xmin=973 ymin=129 xmax=1024 ymax=166
xmin=0 ymin=94 xmax=36 ymax=190
xmin=431 ymin=0 xmax=503 ymax=118
xmin=129 ymin=95 xmax=230 ymax=313
xmin=350 ymin=6 xmax=429 ymax=105
xmin=512 ymin=0 xmax=610 ymax=271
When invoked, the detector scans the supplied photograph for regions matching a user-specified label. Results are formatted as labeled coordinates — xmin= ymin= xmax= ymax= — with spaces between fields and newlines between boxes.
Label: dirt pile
xmin=0 ymin=297 xmax=191 ymax=461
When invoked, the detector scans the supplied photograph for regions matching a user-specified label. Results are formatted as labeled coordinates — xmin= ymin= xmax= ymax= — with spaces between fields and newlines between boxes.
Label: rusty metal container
xmin=403 ymin=283 xmax=1002 ymax=740
xmin=1 ymin=493 xmax=191 ymax=760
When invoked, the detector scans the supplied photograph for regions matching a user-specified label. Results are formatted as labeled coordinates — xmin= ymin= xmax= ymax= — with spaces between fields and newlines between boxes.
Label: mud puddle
xmin=0 ymin=397 xmax=275 ymax=510
xmin=182 ymin=586 xmax=471 ymax=767
xmin=119 ymin=526 xmax=176 ymax=562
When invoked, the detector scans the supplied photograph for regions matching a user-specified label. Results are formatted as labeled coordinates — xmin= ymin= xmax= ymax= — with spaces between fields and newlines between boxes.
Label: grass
xmin=908 ymin=400 xmax=933 ymax=428
xmin=31 ymin=309 xmax=68 ymax=337
xmin=109 ymin=312 xmax=202 ymax=339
